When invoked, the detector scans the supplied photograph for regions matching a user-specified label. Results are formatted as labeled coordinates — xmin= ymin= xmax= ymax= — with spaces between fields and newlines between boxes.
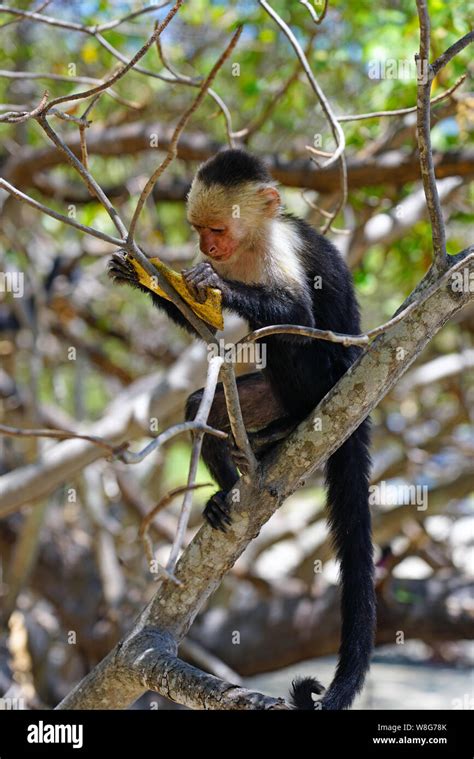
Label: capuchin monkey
xmin=108 ymin=149 xmax=375 ymax=711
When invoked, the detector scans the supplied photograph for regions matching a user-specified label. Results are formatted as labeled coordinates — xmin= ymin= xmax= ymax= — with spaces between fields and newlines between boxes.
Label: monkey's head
xmin=186 ymin=149 xmax=280 ymax=263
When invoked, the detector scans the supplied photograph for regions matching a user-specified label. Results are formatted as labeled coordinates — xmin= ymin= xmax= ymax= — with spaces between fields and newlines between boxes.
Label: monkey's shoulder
xmin=282 ymin=213 xmax=349 ymax=280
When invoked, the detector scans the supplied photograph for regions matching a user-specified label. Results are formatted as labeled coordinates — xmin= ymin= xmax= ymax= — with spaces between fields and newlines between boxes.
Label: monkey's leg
xmin=230 ymin=416 xmax=299 ymax=472
xmin=185 ymin=371 xmax=287 ymax=531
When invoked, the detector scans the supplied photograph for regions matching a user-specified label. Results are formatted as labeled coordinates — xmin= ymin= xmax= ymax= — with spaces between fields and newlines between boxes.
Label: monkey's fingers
xmin=108 ymin=264 xmax=133 ymax=284
xmin=203 ymin=491 xmax=232 ymax=532
xmin=182 ymin=271 xmax=207 ymax=303
xmin=108 ymin=253 xmax=138 ymax=285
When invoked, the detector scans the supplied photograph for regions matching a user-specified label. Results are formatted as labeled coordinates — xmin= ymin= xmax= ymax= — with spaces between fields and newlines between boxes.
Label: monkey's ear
xmin=258 ymin=186 xmax=280 ymax=217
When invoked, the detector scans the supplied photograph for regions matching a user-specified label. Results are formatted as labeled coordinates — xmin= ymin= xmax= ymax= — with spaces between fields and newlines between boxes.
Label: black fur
xmin=108 ymin=150 xmax=376 ymax=711
xmin=197 ymin=148 xmax=272 ymax=188
xmin=216 ymin=209 xmax=376 ymax=709
xmin=290 ymin=677 xmax=325 ymax=710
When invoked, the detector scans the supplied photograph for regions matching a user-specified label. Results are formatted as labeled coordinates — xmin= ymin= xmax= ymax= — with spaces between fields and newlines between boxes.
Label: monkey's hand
xmin=107 ymin=250 xmax=140 ymax=288
xmin=182 ymin=262 xmax=226 ymax=304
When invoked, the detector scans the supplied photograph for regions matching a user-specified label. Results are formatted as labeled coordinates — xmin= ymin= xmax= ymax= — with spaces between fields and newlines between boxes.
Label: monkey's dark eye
xmin=210 ymin=228 xmax=225 ymax=234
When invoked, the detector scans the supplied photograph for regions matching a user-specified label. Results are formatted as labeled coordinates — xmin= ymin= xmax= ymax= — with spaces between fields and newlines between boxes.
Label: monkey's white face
xmin=191 ymin=219 xmax=244 ymax=262
xmin=187 ymin=180 xmax=281 ymax=267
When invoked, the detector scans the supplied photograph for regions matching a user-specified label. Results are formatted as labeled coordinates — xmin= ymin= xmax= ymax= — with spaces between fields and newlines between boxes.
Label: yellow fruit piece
xmin=129 ymin=255 xmax=224 ymax=330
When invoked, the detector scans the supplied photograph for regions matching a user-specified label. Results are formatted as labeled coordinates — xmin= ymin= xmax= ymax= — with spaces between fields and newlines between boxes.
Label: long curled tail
xmin=290 ymin=419 xmax=375 ymax=710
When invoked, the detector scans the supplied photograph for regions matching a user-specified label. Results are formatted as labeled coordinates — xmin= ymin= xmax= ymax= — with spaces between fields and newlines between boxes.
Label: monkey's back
xmin=263 ymin=216 xmax=362 ymax=419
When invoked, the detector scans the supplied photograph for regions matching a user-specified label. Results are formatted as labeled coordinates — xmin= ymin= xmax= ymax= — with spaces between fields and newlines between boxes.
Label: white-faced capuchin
xmin=108 ymin=149 xmax=375 ymax=711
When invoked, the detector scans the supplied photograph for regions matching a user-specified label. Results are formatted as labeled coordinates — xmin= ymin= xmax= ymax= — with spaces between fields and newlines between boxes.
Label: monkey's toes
xmin=229 ymin=440 xmax=253 ymax=475
xmin=203 ymin=490 xmax=232 ymax=532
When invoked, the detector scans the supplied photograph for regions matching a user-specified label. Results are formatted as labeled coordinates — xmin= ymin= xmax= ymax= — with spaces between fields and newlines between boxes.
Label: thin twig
xmin=0 ymin=70 xmax=142 ymax=109
xmin=0 ymin=179 xmax=125 ymax=246
xmin=128 ymin=26 xmax=242 ymax=241
xmin=78 ymin=94 xmax=102 ymax=176
xmin=259 ymin=0 xmax=344 ymax=169
xmin=37 ymin=115 xmax=128 ymax=237
xmin=415 ymin=0 xmax=448 ymax=273
xmin=337 ymin=74 xmax=467 ymax=122
xmin=139 ymin=483 xmax=211 ymax=578
xmin=239 ymin=325 xmax=369 ymax=347
xmin=156 ymin=30 xmax=199 ymax=82
xmin=305 ymin=145 xmax=334 ymax=158
xmin=166 ymin=356 xmax=225 ymax=573
xmin=0 ymin=423 xmax=127 ymax=457
xmin=99 ymin=29 xmax=234 ymax=147
xmin=0 ymin=0 xmax=52 ymax=29
xmin=38 ymin=1 xmax=184 ymax=115
xmin=233 ymin=32 xmax=316 ymax=141
xmin=92 ymin=3 xmax=172 ymax=33
xmin=299 ymin=0 xmax=329 ymax=25
xmin=259 ymin=0 xmax=347 ymax=232
xmin=239 ymin=253 xmax=474 ymax=348
xmin=48 ymin=109 xmax=91 ymax=126
xmin=119 ymin=421 xmax=227 ymax=464
xmin=0 ymin=3 xmax=172 ymax=34
xmin=431 ymin=31 xmax=474 ymax=76
xmin=0 ymin=90 xmax=48 ymax=123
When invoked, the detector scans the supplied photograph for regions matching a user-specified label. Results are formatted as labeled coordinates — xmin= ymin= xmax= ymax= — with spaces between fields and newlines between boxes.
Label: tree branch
xmin=54 ymin=251 xmax=473 ymax=709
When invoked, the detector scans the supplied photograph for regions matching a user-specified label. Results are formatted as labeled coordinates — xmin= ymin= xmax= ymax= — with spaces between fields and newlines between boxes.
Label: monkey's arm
xmin=222 ymin=279 xmax=315 ymax=331
xmin=183 ymin=262 xmax=315 ymax=332
xmin=108 ymin=252 xmax=200 ymax=336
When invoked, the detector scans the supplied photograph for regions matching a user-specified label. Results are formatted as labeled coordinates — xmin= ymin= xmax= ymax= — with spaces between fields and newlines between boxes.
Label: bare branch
xmin=432 ymin=30 xmax=474 ymax=76
xmin=259 ymin=0 xmax=347 ymax=232
xmin=239 ymin=254 xmax=472 ymax=347
xmin=166 ymin=356 xmax=225 ymax=573
xmin=119 ymin=421 xmax=227 ymax=465
xmin=0 ymin=2 xmax=172 ymax=34
xmin=0 ymin=178 xmax=125 ymax=246
xmin=415 ymin=0 xmax=448 ymax=273
xmin=299 ymin=0 xmax=329 ymax=25
xmin=0 ymin=422 xmax=127 ymax=457
xmin=37 ymin=115 xmax=128 ymax=238
xmin=0 ymin=70 xmax=142 ymax=108
xmin=240 ymin=324 xmax=369 ymax=347
xmin=259 ymin=0 xmax=345 ymax=170
xmin=39 ymin=1 xmax=184 ymax=115
xmin=139 ymin=483 xmax=211 ymax=581
xmin=128 ymin=26 xmax=242 ymax=241
xmin=337 ymin=74 xmax=467 ymax=122
xmin=92 ymin=3 xmax=172 ymax=33
xmin=0 ymin=90 xmax=48 ymax=123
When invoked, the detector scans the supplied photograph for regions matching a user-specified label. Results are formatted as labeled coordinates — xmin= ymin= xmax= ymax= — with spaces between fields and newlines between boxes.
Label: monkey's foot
xmin=229 ymin=438 xmax=253 ymax=475
xmin=203 ymin=490 xmax=232 ymax=532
